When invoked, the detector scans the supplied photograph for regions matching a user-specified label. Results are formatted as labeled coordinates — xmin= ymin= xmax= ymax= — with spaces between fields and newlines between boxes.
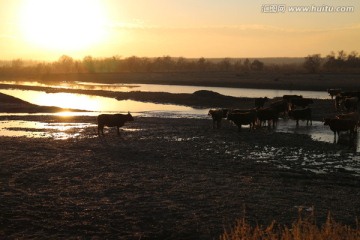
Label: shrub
xmin=221 ymin=211 xmax=359 ymax=240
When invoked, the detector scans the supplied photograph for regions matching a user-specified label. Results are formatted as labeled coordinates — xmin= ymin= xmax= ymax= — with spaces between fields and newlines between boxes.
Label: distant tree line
xmin=0 ymin=50 xmax=359 ymax=76
xmin=303 ymin=50 xmax=360 ymax=73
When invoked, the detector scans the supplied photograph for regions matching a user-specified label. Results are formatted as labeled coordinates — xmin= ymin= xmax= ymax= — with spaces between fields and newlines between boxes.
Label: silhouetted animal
xmin=227 ymin=111 xmax=257 ymax=131
xmin=283 ymin=95 xmax=302 ymax=102
xmin=288 ymin=108 xmax=312 ymax=126
xmin=228 ymin=108 xmax=256 ymax=114
xmin=327 ymin=88 xmax=342 ymax=99
xmin=324 ymin=118 xmax=357 ymax=140
xmin=336 ymin=112 xmax=360 ymax=130
xmin=270 ymin=99 xmax=289 ymax=116
xmin=342 ymin=97 xmax=359 ymax=112
xmin=97 ymin=112 xmax=134 ymax=135
xmin=256 ymin=107 xmax=279 ymax=127
xmin=254 ymin=97 xmax=269 ymax=109
xmin=334 ymin=94 xmax=342 ymax=110
xmin=208 ymin=108 xmax=228 ymax=129
xmin=290 ymin=98 xmax=314 ymax=109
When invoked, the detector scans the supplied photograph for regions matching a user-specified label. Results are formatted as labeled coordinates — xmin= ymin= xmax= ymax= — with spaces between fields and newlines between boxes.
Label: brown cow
xmin=327 ymin=88 xmax=342 ymax=99
xmin=208 ymin=108 xmax=228 ymax=129
xmin=256 ymin=107 xmax=279 ymax=127
xmin=288 ymin=108 xmax=312 ymax=126
xmin=254 ymin=97 xmax=269 ymax=109
xmin=324 ymin=118 xmax=357 ymax=140
xmin=336 ymin=112 xmax=360 ymax=131
xmin=97 ymin=112 xmax=134 ymax=135
xmin=227 ymin=111 xmax=257 ymax=131
xmin=290 ymin=98 xmax=314 ymax=109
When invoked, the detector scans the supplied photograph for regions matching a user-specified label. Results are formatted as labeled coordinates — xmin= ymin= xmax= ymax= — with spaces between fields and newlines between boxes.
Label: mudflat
xmin=0 ymin=116 xmax=359 ymax=239
xmin=0 ymin=73 xmax=359 ymax=239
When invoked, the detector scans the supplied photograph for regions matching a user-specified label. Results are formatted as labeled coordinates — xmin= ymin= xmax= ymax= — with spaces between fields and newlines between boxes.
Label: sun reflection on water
xmin=0 ymin=89 xmax=205 ymax=114
xmin=0 ymin=120 xmax=97 ymax=140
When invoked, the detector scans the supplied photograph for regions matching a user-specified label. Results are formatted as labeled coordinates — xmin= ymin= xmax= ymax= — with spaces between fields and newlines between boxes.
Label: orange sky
xmin=0 ymin=0 xmax=359 ymax=60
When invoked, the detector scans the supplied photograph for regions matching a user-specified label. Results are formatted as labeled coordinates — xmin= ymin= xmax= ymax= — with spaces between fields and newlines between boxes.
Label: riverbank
xmin=0 ymin=116 xmax=359 ymax=239
xmin=1 ymin=71 xmax=360 ymax=91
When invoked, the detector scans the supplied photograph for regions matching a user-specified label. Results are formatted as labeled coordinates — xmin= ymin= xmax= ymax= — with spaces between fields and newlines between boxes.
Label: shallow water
xmin=0 ymin=89 xmax=208 ymax=114
xmin=0 ymin=120 xmax=97 ymax=139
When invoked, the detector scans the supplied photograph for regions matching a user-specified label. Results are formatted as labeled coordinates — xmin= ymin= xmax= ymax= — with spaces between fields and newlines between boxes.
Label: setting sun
xmin=19 ymin=0 xmax=108 ymax=51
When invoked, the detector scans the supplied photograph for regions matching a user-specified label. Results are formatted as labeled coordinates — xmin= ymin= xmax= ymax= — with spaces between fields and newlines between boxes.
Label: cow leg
xmin=296 ymin=120 xmax=299 ymax=126
xmin=238 ymin=125 xmax=242 ymax=132
xmin=116 ymin=126 xmax=120 ymax=135
xmin=98 ymin=126 xmax=104 ymax=136
xmin=217 ymin=120 xmax=221 ymax=129
xmin=333 ymin=131 xmax=337 ymax=143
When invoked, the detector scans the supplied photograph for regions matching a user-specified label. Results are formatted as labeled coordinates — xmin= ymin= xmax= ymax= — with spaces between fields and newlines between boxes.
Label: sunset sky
xmin=0 ymin=0 xmax=359 ymax=60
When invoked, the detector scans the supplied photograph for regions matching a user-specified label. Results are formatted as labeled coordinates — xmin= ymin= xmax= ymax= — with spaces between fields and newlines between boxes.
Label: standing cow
xmin=324 ymin=118 xmax=357 ymax=141
xmin=208 ymin=108 xmax=228 ymax=129
xmin=97 ymin=112 xmax=134 ymax=135
xmin=227 ymin=111 xmax=257 ymax=131
xmin=254 ymin=97 xmax=269 ymax=109
xmin=288 ymin=108 xmax=312 ymax=126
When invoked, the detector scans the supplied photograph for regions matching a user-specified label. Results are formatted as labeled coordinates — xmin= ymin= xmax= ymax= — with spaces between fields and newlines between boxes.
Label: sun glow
xmin=19 ymin=0 xmax=108 ymax=51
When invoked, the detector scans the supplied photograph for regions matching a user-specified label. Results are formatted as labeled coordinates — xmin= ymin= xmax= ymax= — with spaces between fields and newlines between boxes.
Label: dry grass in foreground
xmin=221 ymin=211 xmax=359 ymax=240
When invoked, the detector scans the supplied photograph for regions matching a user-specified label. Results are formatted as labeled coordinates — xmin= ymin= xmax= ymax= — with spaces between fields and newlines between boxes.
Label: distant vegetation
xmin=0 ymin=50 xmax=359 ymax=76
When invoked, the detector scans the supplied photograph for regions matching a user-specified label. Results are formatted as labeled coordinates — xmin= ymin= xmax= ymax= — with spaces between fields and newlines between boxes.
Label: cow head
xmin=127 ymin=112 xmax=134 ymax=121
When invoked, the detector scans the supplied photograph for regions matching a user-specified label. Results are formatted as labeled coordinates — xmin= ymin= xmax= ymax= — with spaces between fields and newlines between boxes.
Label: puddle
xmin=226 ymin=144 xmax=360 ymax=176
xmin=275 ymin=120 xmax=360 ymax=152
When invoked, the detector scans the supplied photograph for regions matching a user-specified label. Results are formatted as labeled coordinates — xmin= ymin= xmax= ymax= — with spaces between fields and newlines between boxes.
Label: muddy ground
xmin=0 ymin=76 xmax=359 ymax=239
xmin=0 ymin=116 xmax=359 ymax=239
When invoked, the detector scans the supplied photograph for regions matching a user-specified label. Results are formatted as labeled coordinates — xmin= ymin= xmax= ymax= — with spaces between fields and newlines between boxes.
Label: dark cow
xmin=256 ymin=107 xmax=279 ymax=127
xmin=324 ymin=118 xmax=357 ymax=140
xmin=229 ymin=108 xmax=257 ymax=114
xmin=288 ymin=108 xmax=312 ymax=126
xmin=327 ymin=88 xmax=342 ymax=99
xmin=342 ymin=97 xmax=359 ymax=112
xmin=283 ymin=95 xmax=302 ymax=102
xmin=227 ymin=111 xmax=257 ymax=131
xmin=208 ymin=108 xmax=228 ymax=129
xmin=254 ymin=97 xmax=269 ymax=109
xmin=334 ymin=94 xmax=342 ymax=110
xmin=290 ymin=98 xmax=314 ymax=109
xmin=97 ymin=112 xmax=134 ymax=135
xmin=336 ymin=112 xmax=360 ymax=131
xmin=339 ymin=91 xmax=360 ymax=99
xmin=270 ymin=99 xmax=289 ymax=116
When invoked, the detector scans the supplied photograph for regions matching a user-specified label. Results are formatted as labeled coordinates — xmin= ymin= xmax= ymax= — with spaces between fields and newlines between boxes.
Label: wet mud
xmin=1 ymin=117 xmax=359 ymax=239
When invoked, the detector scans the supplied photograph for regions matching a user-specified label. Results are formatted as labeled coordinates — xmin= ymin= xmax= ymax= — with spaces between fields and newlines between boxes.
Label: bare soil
xmin=0 ymin=116 xmax=359 ymax=239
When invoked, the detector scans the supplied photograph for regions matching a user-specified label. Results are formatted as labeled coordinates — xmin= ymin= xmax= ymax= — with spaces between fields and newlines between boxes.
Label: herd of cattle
xmin=95 ymin=89 xmax=359 ymax=140
xmin=208 ymin=89 xmax=360 ymax=140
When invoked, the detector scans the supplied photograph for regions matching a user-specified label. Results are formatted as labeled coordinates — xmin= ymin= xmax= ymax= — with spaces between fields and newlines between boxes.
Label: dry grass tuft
xmin=221 ymin=211 xmax=359 ymax=240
